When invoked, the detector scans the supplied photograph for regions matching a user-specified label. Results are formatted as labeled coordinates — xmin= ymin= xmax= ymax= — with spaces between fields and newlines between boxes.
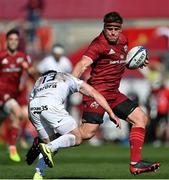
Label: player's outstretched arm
xmin=22 ymin=61 xmax=39 ymax=80
xmin=79 ymin=82 xmax=121 ymax=128
xmin=72 ymin=56 xmax=92 ymax=78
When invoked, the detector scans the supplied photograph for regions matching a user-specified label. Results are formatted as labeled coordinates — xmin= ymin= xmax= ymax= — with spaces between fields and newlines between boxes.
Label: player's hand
xmin=139 ymin=56 xmax=149 ymax=69
xmin=109 ymin=112 xmax=121 ymax=129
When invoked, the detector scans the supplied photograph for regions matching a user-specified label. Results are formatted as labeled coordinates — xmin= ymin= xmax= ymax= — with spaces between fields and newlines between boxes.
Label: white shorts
xmin=29 ymin=98 xmax=77 ymax=140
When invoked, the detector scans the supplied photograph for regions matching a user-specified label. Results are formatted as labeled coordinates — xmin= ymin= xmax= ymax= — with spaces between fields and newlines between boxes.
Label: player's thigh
xmin=111 ymin=94 xmax=148 ymax=127
xmin=41 ymin=110 xmax=78 ymax=135
xmin=56 ymin=116 xmax=78 ymax=135
xmin=29 ymin=111 xmax=52 ymax=141
xmin=81 ymin=98 xmax=104 ymax=139
xmin=29 ymin=101 xmax=52 ymax=140
xmin=3 ymin=98 xmax=22 ymax=118
xmin=127 ymin=106 xmax=148 ymax=127
xmin=82 ymin=98 xmax=105 ymax=124
xmin=111 ymin=94 xmax=138 ymax=120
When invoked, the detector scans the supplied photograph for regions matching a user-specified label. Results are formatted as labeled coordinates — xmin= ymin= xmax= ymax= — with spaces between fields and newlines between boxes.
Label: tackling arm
xmin=22 ymin=61 xmax=39 ymax=80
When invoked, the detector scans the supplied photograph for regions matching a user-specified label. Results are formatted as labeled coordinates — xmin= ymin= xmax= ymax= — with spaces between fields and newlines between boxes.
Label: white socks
xmin=48 ymin=133 xmax=76 ymax=153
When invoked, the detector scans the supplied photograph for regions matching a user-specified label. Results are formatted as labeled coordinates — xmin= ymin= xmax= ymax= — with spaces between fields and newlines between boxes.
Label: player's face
xmin=7 ymin=34 xmax=19 ymax=52
xmin=53 ymin=53 xmax=62 ymax=61
xmin=103 ymin=23 xmax=122 ymax=43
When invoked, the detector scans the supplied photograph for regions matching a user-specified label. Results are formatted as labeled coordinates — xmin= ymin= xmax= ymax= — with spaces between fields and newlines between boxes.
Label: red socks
xmin=8 ymin=127 xmax=19 ymax=146
xmin=129 ymin=127 xmax=145 ymax=163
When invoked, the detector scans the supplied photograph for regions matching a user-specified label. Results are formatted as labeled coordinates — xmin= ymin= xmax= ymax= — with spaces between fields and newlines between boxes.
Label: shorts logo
xmin=31 ymin=105 xmax=48 ymax=114
xmin=90 ymin=101 xmax=99 ymax=109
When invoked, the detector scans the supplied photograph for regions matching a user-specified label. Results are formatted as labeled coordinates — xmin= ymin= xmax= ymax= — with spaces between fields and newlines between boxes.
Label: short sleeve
xmin=84 ymin=40 xmax=100 ymax=62
xmin=67 ymin=74 xmax=83 ymax=92
xmin=37 ymin=59 xmax=47 ymax=73
xmin=60 ymin=56 xmax=72 ymax=73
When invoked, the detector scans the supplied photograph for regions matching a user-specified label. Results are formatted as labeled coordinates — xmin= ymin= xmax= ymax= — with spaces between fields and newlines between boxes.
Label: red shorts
xmin=82 ymin=92 xmax=138 ymax=124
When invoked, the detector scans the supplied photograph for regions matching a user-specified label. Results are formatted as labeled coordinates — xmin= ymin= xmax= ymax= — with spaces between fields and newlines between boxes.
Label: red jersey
xmin=84 ymin=32 xmax=128 ymax=100
xmin=0 ymin=50 xmax=31 ymax=103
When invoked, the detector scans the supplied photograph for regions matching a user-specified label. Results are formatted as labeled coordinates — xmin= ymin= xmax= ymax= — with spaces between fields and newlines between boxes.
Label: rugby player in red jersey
xmin=0 ymin=29 xmax=34 ymax=162
xmin=72 ymin=12 xmax=160 ymax=175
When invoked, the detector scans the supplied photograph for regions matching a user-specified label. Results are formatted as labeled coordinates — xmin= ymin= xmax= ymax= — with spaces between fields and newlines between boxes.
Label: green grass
xmin=0 ymin=143 xmax=168 ymax=179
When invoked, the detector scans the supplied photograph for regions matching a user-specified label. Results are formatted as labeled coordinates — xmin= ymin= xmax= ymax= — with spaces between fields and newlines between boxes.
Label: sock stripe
xmin=130 ymin=137 xmax=144 ymax=142
xmin=130 ymin=132 xmax=145 ymax=136
xmin=130 ymin=135 xmax=144 ymax=140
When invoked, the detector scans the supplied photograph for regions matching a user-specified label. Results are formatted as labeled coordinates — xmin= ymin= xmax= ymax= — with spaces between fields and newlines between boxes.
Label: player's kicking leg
xmin=4 ymin=99 xmax=22 ymax=162
xmin=39 ymin=127 xmax=82 ymax=168
xmin=127 ymin=106 xmax=160 ymax=175
xmin=26 ymin=133 xmax=61 ymax=165
xmin=31 ymin=130 xmax=81 ymax=179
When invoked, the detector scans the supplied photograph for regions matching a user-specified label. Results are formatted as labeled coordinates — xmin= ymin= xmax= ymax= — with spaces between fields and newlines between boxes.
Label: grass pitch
xmin=0 ymin=143 xmax=168 ymax=179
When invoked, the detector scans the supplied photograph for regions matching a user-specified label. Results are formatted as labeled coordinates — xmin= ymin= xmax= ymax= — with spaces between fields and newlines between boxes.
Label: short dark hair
xmin=103 ymin=12 xmax=123 ymax=24
xmin=6 ymin=29 xmax=20 ymax=38
xmin=52 ymin=43 xmax=64 ymax=49
xmin=42 ymin=70 xmax=57 ymax=76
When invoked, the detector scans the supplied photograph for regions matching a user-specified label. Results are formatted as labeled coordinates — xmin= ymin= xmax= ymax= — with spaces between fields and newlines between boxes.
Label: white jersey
xmin=29 ymin=71 xmax=82 ymax=139
xmin=30 ymin=71 xmax=83 ymax=104
xmin=37 ymin=55 xmax=72 ymax=73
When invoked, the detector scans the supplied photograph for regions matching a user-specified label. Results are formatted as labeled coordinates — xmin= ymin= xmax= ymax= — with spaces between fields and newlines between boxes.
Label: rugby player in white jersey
xmin=28 ymin=70 xmax=121 ymax=179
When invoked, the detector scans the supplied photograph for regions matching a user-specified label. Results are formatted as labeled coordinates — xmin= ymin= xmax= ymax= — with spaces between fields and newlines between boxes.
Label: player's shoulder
xmin=42 ymin=55 xmax=55 ymax=62
xmin=90 ymin=32 xmax=105 ymax=45
xmin=60 ymin=56 xmax=71 ymax=63
xmin=17 ymin=51 xmax=27 ymax=57
xmin=86 ymin=33 xmax=105 ymax=55
xmin=17 ymin=51 xmax=32 ymax=64
xmin=58 ymin=72 xmax=75 ymax=81
xmin=118 ymin=33 xmax=128 ymax=45
xmin=0 ymin=50 xmax=8 ymax=58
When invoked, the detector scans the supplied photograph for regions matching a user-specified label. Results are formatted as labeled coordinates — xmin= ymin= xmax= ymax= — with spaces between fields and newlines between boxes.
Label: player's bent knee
xmin=134 ymin=112 xmax=148 ymax=127
xmin=143 ymin=114 xmax=149 ymax=126
xmin=128 ymin=107 xmax=149 ymax=128
xmin=138 ymin=112 xmax=148 ymax=126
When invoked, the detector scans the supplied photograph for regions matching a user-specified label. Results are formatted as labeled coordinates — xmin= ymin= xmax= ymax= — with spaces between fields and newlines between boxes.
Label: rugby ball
xmin=126 ymin=46 xmax=147 ymax=69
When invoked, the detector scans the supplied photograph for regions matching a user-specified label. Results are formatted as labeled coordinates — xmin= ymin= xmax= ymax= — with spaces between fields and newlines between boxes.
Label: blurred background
xmin=0 ymin=0 xmax=169 ymax=150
